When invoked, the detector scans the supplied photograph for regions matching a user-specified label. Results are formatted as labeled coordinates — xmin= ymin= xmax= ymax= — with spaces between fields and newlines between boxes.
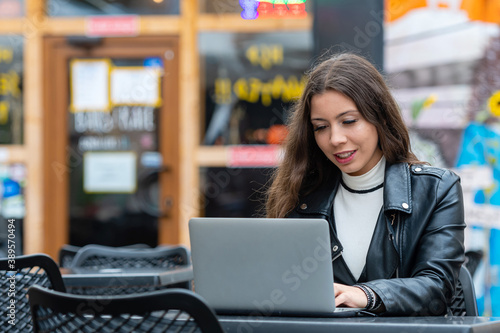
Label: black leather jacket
xmin=288 ymin=162 xmax=466 ymax=316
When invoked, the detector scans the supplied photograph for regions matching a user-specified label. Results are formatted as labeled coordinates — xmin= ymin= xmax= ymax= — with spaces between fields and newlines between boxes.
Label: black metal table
xmin=61 ymin=266 xmax=193 ymax=295
xmin=219 ymin=315 xmax=500 ymax=333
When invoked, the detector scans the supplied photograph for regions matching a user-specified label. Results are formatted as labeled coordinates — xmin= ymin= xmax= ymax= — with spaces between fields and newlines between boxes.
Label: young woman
xmin=266 ymin=53 xmax=465 ymax=315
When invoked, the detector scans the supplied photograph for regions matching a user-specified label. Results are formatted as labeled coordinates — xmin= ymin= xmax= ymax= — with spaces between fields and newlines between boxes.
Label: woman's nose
xmin=330 ymin=129 xmax=347 ymax=146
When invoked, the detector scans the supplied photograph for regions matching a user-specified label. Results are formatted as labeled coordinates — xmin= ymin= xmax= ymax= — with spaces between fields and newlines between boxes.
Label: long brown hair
xmin=266 ymin=53 xmax=422 ymax=218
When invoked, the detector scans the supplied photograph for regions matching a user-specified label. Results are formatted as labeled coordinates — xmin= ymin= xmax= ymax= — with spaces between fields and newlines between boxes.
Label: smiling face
xmin=310 ymin=90 xmax=383 ymax=176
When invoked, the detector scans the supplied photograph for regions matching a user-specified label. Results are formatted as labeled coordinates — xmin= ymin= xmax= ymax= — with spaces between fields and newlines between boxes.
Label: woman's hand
xmin=334 ymin=283 xmax=368 ymax=308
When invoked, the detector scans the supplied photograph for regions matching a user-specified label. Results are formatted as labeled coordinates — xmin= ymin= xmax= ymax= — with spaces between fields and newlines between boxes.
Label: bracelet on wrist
xmin=355 ymin=284 xmax=373 ymax=310
xmin=372 ymin=294 xmax=383 ymax=311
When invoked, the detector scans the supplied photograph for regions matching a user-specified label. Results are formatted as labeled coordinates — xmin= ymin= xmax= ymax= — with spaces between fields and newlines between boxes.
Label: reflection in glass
xmin=200 ymin=32 xmax=312 ymax=145
xmin=0 ymin=163 xmax=26 ymax=255
xmin=47 ymin=0 xmax=179 ymax=17
xmin=68 ymin=57 xmax=162 ymax=247
xmin=0 ymin=36 xmax=23 ymax=144
xmin=200 ymin=0 xmax=313 ymax=15
xmin=200 ymin=167 xmax=272 ymax=218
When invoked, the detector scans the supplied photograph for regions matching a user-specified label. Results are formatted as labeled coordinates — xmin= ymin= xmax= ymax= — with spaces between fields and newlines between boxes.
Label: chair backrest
xmin=70 ymin=244 xmax=189 ymax=270
xmin=58 ymin=243 xmax=153 ymax=268
xmin=58 ymin=244 xmax=82 ymax=268
xmin=67 ymin=244 xmax=191 ymax=295
xmin=449 ymin=265 xmax=478 ymax=316
xmin=0 ymin=254 xmax=66 ymax=332
xmin=29 ymin=286 xmax=225 ymax=333
xmin=464 ymin=250 xmax=483 ymax=278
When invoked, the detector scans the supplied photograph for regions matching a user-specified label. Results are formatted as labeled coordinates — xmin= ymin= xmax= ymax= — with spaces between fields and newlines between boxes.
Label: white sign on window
xmin=83 ymin=152 xmax=137 ymax=193
xmin=110 ymin=67 xmax=162 ymax=106
xmin=70 ymin=59 xmax=111 ymax=112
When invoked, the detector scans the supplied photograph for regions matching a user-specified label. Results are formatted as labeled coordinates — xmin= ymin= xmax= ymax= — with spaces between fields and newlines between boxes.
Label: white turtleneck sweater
xmin=333 ymin=156 xmax=386 ymax=281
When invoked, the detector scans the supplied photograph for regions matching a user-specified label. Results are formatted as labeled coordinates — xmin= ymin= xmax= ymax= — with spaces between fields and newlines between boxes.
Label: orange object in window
xmin=466 ymin=0 xmax=500 ymax=24
xmin=385 ymin=0 xmax=426 ymax=22
xmin=289 ymin=3 xmax=307 ymax=19
xmin=273 ymin=4 xmax=289 ymax=18
xmin=267 ymin=124 xmax=288 ymax=145
xmin=258 ymin=1 xmax=274 ymax=19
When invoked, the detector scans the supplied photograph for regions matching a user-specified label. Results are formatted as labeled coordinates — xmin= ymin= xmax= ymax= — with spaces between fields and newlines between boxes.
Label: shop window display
xmin=200 ymin=0 xmax=313 ymax=16
xmin=46 ymin=0 xmax=179 ymax=17
xmin=200 ymin=167 xmax=272 ymax=218
xmin=0 ymin=163 xmax=25 ymax=256
xmin=0 ymin=36 xmax=23 ymax=144
xmin=200 ymin=31 xmax=312 ymax=145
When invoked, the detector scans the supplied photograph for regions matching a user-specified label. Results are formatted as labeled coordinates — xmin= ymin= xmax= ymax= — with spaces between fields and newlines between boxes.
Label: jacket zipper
xmin=391 ymin=213 xmax=401 ymax=278
xmin=332 ymin=250 xmax=342 ymax=262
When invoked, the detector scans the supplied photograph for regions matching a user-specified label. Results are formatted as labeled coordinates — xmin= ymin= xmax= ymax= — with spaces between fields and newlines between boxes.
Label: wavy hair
xmin=266 ymin=53 xmax=423 ymax=218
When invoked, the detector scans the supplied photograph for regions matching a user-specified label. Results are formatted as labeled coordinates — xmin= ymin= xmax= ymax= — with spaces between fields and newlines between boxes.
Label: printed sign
xmin=85 ymin=16 xmax=139 ymax=37
xmin=70 ymin=59 xmax=111 ymax=113
xmin=83 ymin=151 xmax=137 ymax=193
xmin=228 ymin=145 xmax=282 ymax=167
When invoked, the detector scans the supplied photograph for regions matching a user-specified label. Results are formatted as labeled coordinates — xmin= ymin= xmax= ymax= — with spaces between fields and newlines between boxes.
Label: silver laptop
xmin=189 ymin=217 xmax=358 ymax=316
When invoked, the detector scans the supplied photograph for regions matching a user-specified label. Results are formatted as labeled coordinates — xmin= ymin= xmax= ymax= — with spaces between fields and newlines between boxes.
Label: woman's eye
xmin=343 ymin=119 xmax=357 ymax=125
xmin=313 ymin=125 xmax=326 ymax=132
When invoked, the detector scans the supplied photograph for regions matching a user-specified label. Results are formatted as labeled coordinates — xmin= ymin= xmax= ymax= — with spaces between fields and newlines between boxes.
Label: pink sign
xmin=0 ymin=0 xmax=22 ymax=17
xmin=85 ymin=16 xmax=139 ymax=37
xmin=228 ymin=145 xmax=282 ymax=167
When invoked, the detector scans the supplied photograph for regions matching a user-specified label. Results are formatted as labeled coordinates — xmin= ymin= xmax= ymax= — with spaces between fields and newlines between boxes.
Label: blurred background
xmin=0 ymin=0 xmax=500 ymax=316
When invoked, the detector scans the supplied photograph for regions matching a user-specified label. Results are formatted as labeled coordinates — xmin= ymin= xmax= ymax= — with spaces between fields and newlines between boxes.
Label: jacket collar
xmin=297 ymin=162 xmax=413 ymax=215
xmin=383 ymin=162 xmax=412 ymax=215
xmin=295 ymin=173 xmax=340 ymax=216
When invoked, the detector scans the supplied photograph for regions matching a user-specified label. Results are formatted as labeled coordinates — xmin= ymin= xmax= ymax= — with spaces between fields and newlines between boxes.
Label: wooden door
xmin=42 ymin=36 xmax=180 ymax=258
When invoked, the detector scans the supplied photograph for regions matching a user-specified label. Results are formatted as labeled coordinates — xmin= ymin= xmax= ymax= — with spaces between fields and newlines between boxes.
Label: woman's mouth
xmin=334 ymin=151 xmax=356 ymax=163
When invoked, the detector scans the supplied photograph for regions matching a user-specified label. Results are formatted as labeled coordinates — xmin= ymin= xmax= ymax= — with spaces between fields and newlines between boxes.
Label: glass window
xmin=47 ymin=0 xmax=180 ymax=17
xmin=0 ymin=0 xmax=24 ymax=17
xmin=200 ymin=31 xmax=312 ymax=145
xmin=0 ymin=35 xmax=23 ymax=144
xmin=67 ymin=57 xmax=163 ymax=247
xmin=200 ymin=0 xmax=313 ymax=17
xmin=200 ymin=167 xmax=272 ymax=217
xmin=0 ymin=163 xmax=26 ymax=256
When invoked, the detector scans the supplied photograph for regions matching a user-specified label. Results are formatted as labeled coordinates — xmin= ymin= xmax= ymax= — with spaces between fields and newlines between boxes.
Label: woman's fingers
xmin=334 ymin=283 xmax=369 ymax=308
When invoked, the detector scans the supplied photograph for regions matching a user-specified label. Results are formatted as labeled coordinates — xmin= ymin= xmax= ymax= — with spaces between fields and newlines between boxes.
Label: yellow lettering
xmin=233 ymin=78 xmax=249 ymax=101
xmin=245 ymin=45 xmax=260 ymax=67
xmin=272 ymin=45 xmax=284 ymax=66
xmin=0 ymin=71 xmax=21 ymax=97
xmin=0 ymin=75 xmax=7 ymax=96
xmin=282 ymin=76 xmax=301 ymax=102
xmin=261 ymin=82 xmax=273 ymax=106
xmin=0 ymin=101 xmax=9 ymax=124
xmin=271 ymin=75 xmax=284 ymax=100
xmin=248 ymin=78 xmax=262 ymax=103
xmin=245 ymin=44 xmax=285 ymax=70
xmin=9 ymin=71 xmax=20 ymax=98
xmin=232 ymin=75 xmax=307 ymax=106
xmin=0 ymin=48 xmax=13 ymax=64
xmin=260 ymin=45 xmax=272 ymax=70
xmin=214 ymin=78 xmax=232 ymax=104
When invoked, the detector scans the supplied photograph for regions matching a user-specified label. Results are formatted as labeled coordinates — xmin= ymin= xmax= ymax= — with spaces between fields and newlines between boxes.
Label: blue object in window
xmin=144 ymin=57 xmax=163 ymax=69
xmin=2 ymin=179 xmax=20 ymax=198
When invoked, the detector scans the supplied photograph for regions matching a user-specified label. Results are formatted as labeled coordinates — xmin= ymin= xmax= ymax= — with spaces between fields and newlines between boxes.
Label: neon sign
xmin=240 ymin=0 xmax=308 ymax=20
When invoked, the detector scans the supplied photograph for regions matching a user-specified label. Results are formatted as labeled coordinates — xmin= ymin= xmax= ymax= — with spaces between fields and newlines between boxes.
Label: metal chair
xmin=58 ymin=244 xmax=82 ymax=268
xmin=58 ymin=243 xmax=153 ymax=268
xmin=0 ymin=254 xmax=66 ymax=333
xmin=464 ymin=250 xmax=483 ymax=278
xmin=449 ymin=265 xmax=478 ymax=316
xmin=29 ymin=286 xmax=224 ymax=333
xmin=66 ymin=244 xmax=191 ymax=295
